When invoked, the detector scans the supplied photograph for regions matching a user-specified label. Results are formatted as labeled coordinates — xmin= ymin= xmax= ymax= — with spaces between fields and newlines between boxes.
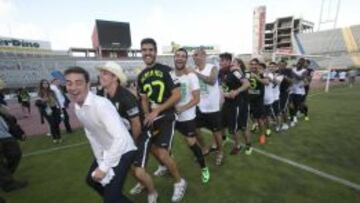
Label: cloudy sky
xmin=1 ymin=0 xmax=359 ymax=54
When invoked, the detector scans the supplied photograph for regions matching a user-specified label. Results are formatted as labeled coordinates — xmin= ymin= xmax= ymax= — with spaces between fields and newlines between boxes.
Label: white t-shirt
xmin=339 ymin=71 xmax=346 ymax=80
xmin=290 ymin=68 xmax=307 ymax=95
xmin=196 ymin=64 xmax=221 ymax=113
xmin=176 ymin=72 xmax=200 ymax=122
xmin=263 ymin=72 xmax=274 ymax=105
xmin=272 ymin=74 xmax=284 ymax=101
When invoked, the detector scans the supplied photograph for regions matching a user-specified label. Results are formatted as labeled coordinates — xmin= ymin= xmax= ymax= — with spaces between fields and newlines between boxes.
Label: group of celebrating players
xmin=69 ymin=38 xmax=314 ymax=203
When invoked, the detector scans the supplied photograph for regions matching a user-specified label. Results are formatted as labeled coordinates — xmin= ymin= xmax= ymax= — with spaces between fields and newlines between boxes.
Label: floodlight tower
xmin=318 ymin=0 xmax=341 ymax=31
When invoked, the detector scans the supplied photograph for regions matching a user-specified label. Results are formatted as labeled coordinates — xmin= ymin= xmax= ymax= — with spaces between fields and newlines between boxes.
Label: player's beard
xmin=175 ymin=63 xmax=186 ymax=71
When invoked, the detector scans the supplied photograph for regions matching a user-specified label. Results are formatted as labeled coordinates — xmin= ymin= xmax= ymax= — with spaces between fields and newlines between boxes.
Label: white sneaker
xmin=290 ymin=121 xmax=296 ymax=127
xmin=153 ymin=165 xmax=168 ymax=177
xmin=294 ymin=116 xmax=298 ymax=123
xmin=129 ymin=183 xmax=145 ymax=195
xmin=148 ymin=191 xmax=158 ymax=203
xmin=171 ymin=179 xmax=187 ymax=202
xmin=297 ymin=111 xmax=303 ymax=118
xmin=46 ymin=132 xmax=51 ymax=137
xmin=281 ymin=123 xmax=289 ymax=130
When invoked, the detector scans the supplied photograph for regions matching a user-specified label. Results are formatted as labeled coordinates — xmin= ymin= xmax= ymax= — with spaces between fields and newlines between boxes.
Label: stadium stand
xmin=350 ymin=25 xmax=360 ymax=48
xmin=297 ymin=28 xmax=347 ymax=54
xmin=295 ymin=24 xmax=360 ymax=68
xmin=0 ymin=52 xmax=218 ymax=90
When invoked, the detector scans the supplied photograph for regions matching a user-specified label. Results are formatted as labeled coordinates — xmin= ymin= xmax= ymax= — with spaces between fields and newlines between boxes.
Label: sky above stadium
xmin=1 ymin=0 xmax=360 ymax=54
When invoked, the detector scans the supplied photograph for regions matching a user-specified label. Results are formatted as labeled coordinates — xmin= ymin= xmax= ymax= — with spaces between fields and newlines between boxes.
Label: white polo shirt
xmin=75 ymin=91 xmax=137 ymax=173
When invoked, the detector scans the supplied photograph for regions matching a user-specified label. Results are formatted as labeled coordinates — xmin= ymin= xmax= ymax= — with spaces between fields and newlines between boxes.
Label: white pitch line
xmin=252 ymin=147 xmax=360 ymax=191
xmin=307 ymin=92 xmax=324 ymax=98
xmin=23 ymin=142 xmax=88 ymax=158
xmin=202 ymin=129 xmax=360 ymax=191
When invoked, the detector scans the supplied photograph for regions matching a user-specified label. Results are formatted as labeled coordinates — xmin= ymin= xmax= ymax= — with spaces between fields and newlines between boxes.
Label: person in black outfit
xmin=97 ymin=61 xmax=158 ymax=202
xmin=0 ymin=105 xmax=28 ymax=193
xmin=137 ymin=38 xmax=187 ymax=202
xmin=247 ymin=59 xmax=270 ymax=145
xmin=50 ymin=79 xmax=73 ymax=133
xmin=278 ymin=60 xmax=293 ymax=130
xmin=37 ymin=79 xmax=62 ymax=143
xmin=220 ymin=53 xmax=251 ymax=155
xmin=0 ymin=80 xmax=6 ymax=106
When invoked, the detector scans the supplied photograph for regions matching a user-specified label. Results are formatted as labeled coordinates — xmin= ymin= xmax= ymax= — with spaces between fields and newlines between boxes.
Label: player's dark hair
xmin=219 ymin=52 xmax=232 ymax=61
xmin=258 ymin=62 xmax=267 ymax=69
xmin=175 ymin=48 xmax=188 ymax=58
xmin=250 ymin=58 xmax=260 ymax=64
xmin=140 ymin=38 xmax=157 ymax=51
xmin=64 ymin=66 xmax=90 ymax=83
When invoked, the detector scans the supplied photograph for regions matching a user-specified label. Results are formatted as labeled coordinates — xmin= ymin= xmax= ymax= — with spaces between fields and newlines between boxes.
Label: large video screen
xmin=96 ymin=20 xmax=131 ymax=49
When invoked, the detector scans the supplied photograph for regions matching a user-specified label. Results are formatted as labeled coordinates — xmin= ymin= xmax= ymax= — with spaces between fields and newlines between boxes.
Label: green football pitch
xmin=1 ymin=85 xmax=360 ymax=203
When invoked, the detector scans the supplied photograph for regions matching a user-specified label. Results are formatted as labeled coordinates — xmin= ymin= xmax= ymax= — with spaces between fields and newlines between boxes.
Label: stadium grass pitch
xmin=1 ymin=85 xmax=360 ymax=203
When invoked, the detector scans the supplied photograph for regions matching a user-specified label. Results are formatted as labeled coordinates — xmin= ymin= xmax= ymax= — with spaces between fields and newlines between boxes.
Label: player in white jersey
xmin=174 ymin=48 xmax=210 ymax=183
xmin=269 ymin=62 xmax=284 ymax=132
xmin=260 ymin=63 xmax=275 ymax=136
xmin=192 ymin=48 xmax=224 ymax=166
xmin=289 ymin=58 xmax=307 ymax=127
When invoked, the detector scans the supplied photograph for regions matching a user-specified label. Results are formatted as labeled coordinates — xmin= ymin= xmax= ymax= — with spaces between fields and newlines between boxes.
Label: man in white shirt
xmin=289 ymin=58 xmax=308 ymax=127
xmin=192 ymin=48 xmax=224 ymax=166
xmin=64 ymin=66 xmax=137 ymax=203
xmin=262 ymin=64 xmax=275 ymax=136
xmin=269 ymin=62 xmax=284 ymax=132
xmin=174 ymin=48 xmax=210 ymax=183
xmin=50 ymin=78 xmax=73 ymax=133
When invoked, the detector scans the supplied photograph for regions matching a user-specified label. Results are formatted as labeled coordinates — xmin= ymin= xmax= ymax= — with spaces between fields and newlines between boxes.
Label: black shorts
xmin=280 ymin=92 xmax=289 ymax=113
xmin=196 ymin=109 xmax=223 ymax=132
xmin=264 ymin=104 xmax=274 ymax=117
xmin=21 ymin=101 xmax=30 ymax=108
xmin=176 ymin=119 xmax=196 ymax=137
xmin=249 ymin=99 xmax=265 ymax=119
xmin=150 ymin=114 xmax=176 ymax=150
xmin=304 ymin=85 xmax=310 ymax=99
xmin=222 ymin=101 xmax=248 ymax=133
xmin=290 ymin=94 xmax=305 ymax=108
xmin=133 ymin=131 xmax=152 ymax=168
xmin=238 ymin=101 xmax=249 ymax=130
xmin=272 ymin=100 xmax=280 ymax=116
